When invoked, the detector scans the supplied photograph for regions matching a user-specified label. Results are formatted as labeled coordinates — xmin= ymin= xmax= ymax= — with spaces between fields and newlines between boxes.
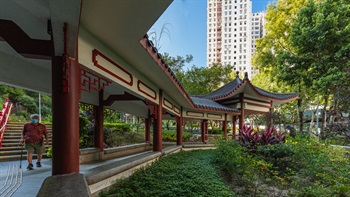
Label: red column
xmin=51 ymin=55 xmax=80 ymax=175
xmin=222 ymin=114 xmax=227 ymax=139
xmin=145 ymin=111 xmax=151 ymax=143
xmin=94 ymin=90 xmax=104 ymax=151
xmin=239 ymin=93 xmax=245 ymax=130
xmin=204 ymin=120 xmax=208 ymax=143
xmin=176 ymin=116 xmax=183 ymax=146
xmin=232 ymin=116 xmax=237 ymax=139
xmin=153 ymin=90 xmax=163 ymax=152
xmin=201 ymin=121 xmax=205 ymax=143
xmin=269 ymin=101 xmax=274 ymax=128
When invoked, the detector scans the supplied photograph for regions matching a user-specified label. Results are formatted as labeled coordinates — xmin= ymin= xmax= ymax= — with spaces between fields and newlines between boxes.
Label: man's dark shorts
xmin=25 ymin=142 xmax=45 ymax=154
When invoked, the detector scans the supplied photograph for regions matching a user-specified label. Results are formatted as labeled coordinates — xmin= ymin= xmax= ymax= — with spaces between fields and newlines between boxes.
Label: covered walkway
xmin=0 ymin=0 xmax=298 ymax=195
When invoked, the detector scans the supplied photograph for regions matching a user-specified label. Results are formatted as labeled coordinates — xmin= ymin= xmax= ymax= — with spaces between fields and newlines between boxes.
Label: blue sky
xmin=149 ymin=0 xmax=272 ymax=69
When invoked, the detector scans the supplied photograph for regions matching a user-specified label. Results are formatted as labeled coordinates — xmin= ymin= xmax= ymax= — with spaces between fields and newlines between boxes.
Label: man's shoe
xmin=36 ymin=162 xmax=42 ymax=167
xmin=27 ymin=164 xmax=33 ymax=170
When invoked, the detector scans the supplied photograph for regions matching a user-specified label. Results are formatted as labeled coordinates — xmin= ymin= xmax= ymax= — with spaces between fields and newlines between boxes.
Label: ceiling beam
xmin=103 ymin=92 xmax=142 ymax=106
xmin=0 ymin=19 xmax=53 ymax=59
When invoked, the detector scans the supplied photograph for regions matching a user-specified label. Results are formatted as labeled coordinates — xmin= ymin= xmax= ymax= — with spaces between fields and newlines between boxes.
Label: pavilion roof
xmin=198 ymin=73 xmax=298 ymax=105
xmin=190 ymin=96 xmax=239 ymax=113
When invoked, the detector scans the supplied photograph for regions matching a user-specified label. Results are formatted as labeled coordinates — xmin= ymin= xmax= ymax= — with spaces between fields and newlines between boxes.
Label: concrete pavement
xmin=0 ymin=159 xmax=52 ymax=197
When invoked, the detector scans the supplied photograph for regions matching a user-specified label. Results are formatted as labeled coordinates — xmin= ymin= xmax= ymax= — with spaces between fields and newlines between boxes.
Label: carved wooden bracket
xmin=81 ymin=67 xmax=111 ymax=93
xmin=145 ymin=100 xmax=157 ymax=118
xmin=145 ymin=101 xmax=166 ymax=119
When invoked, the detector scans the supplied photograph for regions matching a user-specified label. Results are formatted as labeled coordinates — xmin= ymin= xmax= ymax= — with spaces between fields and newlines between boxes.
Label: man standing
xmin=21 ymin=114 xmax=49 ymax=170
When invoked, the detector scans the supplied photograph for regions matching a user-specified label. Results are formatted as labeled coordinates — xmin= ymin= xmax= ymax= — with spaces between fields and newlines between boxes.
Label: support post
xmin=232 ymin=116 xmax=237 ymax=139
xmin=201 ymin=121 xmax=205 ymax=143
xmin=145 ymin=111 xmax=151 ymax=143
xmin=153 ymin=90 xmax=163 ymax=152
xmin=52 ymin=54 xmax=80 ymax=175
xmin=269 ymin=101 xmax=274 ymax=128
xmin=176 ymin=116 xmax=183 ymax=146
xmin=94 ymin=89 xmax=104 ymax=151
xmin=222 ymin=114 xmax=227 ymax=139
xmin=239 ymin=93 xmax=245 ymax=130
xmin=204 ymin=120 xmax=208 ymax=143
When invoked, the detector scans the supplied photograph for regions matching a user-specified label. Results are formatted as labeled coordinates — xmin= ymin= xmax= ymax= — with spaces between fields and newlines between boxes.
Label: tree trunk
xmin=320 ymin=96 xmax=328 ymax=135
xmin=310 ymin=110 xmax=314 ymax=136
xmin=298 ymin=98 xmax=304 ymax=132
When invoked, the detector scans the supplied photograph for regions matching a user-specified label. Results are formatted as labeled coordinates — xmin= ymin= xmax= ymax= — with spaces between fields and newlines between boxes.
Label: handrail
xmin=0 ymin=98 xmax=13 ymax=148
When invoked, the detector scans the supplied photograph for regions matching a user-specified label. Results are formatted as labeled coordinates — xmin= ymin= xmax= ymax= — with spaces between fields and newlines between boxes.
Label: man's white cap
xmin=30 ymin=114 xmax=39 ymax=119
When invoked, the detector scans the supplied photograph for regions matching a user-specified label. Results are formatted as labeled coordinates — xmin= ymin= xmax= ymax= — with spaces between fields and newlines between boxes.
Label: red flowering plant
xmin=238 ymin=125 xmax=287 ymax=150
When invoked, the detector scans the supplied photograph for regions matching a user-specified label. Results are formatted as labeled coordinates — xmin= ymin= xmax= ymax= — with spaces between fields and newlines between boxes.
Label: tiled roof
xmin=190 ymin=96 xmax=239 ymax=112
xmin=198 ymin=76 xmax=298 ymax=102
xmin=199 ymin=77 xmax=243 ymax=100
xmin=254 ymin=86 xmax=298 ymax=101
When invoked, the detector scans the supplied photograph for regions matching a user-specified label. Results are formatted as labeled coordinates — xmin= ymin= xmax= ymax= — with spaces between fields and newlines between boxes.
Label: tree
xmin=181 ymin=63 xmax=234 ymax=95
xmin=161 ymin=52 xmax=193 ymax=85
xmin=284 ymin=0 xmax=350 ymax=131
xmin=252 ymin=0 xmax=318 ymax=131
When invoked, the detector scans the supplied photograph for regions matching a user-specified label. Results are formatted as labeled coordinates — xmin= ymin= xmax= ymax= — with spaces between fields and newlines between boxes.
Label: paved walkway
xmin=0 ymin=159 xmax=52 ymax=197
xmin=0 ymin=151 xmax=153 ymax=197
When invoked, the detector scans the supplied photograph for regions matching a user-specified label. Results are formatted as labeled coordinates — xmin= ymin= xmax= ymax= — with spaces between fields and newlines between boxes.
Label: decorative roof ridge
xmin=241 ymin=76 xmax=299 ymax=101
xmin=205 ymin=71 xmax=298 ymax=102
xmin=252 ymin=85 xmax=299 ymax=100
xmin=200 ymin=76 xmax=243 ymax=100
xmin=190 ymin=96 xmax=240 ymax=113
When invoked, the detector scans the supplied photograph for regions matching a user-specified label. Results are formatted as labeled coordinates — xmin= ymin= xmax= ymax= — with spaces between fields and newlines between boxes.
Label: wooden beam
xmin=0 ymin=19 xmax=53 ymax=59
xmin=103 ymin=92 xmax=142 ymax=106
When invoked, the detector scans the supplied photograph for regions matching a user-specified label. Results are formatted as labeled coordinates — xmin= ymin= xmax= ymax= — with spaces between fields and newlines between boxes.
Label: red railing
xmin=0 ymin=98 xmax=13 ymax=148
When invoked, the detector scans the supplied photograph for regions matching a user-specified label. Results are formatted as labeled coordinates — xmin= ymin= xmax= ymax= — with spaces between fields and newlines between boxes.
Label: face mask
xmin=31 ymin=119 xmax=39 ymax=124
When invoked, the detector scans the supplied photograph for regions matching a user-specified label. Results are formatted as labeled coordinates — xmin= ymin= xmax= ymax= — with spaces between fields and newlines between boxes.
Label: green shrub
xmin=9 ymin=113 xmax=27 ymax=122
xmin=46 ymin=146 xmax=52 ymax=158
xmin=209 ymin=128 xmax=223 ymax=134
xmin=79 ymin=115 xmax=93 ymax=148
xmin=104 ymin=123 xmax=131 ymax=133
xmin=215 ymin=134 xmax=350 ymax=196
xmin=104 ymin=128 xmax=145 ymax=147
xmin=101 ymin=150 xmax=235 ymax=197
xmin=161 ymin=130 xmax=193 ymax=142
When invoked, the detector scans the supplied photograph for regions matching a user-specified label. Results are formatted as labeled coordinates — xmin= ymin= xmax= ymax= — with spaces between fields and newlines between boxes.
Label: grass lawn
xmin=100 ymin=150 xmax=235 ymax=197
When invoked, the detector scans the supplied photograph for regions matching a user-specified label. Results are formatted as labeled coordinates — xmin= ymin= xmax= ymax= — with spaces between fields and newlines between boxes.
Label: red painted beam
xmin=0 ymin=19 xmax=53 ymax=59
xmin=103 ymin=92 xmax=142 ymax=106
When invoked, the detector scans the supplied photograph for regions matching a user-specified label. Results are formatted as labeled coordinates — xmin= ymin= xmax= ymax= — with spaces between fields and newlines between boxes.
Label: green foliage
xmin=104 ymin=123 xmax=131 ymax=133
xmin=103 ymin=109 xmax=122 ymax=123
xmin=209 ymin=128 xmax=223 ymax=134
xmin=181 ymin=63 xmax=234 ymax=95
xmin=215 ymin=140 xmax=270 ymax=195
xmin=9 ymin=110 xmax=28 ymax=122
xmin=161 ymin=130 xmax=193 ymax=142
xmin=100 ymin=150 xmax=235 ymax=197
xmin=287 ymin=0 xmax=350 ymax=95
xmin=161 ymin=53 xmax=235 ymax=95
xmin=321 ymin=123 xmax=350 ymax=146
xmin=104 ymin=123 xmax=144 ymax=147
xmin=79 ymin=115 xmax=93 ymax=148
xmin=46 ymin=146 xmax=52 ymax=158
xmin=215 ymin=134 xmax=350 ymax=196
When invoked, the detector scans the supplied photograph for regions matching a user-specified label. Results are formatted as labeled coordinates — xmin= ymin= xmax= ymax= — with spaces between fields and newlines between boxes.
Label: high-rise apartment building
xmin=206 ymin=0 xmax=266 ymax=79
